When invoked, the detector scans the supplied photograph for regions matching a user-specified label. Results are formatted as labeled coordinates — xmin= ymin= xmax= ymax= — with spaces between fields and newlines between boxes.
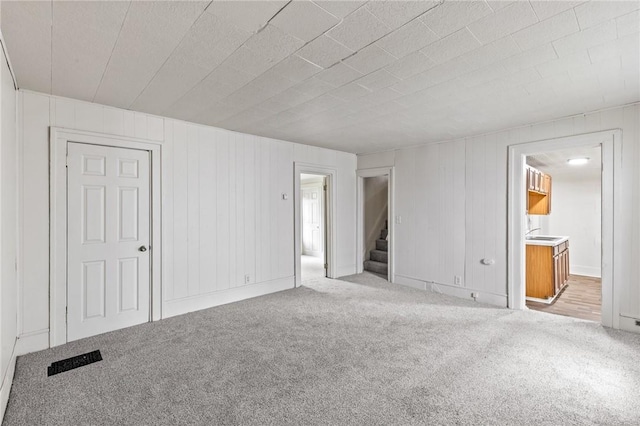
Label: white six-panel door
xmin=67 ymin=142 xmax=150 ymax=341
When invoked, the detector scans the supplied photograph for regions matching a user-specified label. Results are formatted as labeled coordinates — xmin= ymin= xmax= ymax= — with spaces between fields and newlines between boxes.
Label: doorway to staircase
xmin=357 ymin=167 xmax=395 ymax=282
xmin=363 ymin=177 xmax=389 ymax=278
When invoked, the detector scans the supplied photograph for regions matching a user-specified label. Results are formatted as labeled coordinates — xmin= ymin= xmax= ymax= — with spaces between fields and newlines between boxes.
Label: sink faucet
xmin=525 ymin=227 xmax=541 ymax=236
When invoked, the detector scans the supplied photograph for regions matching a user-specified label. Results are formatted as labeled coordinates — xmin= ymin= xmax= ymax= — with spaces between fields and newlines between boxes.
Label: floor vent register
xmin=47 ymin=350 xmax=103 ymax=376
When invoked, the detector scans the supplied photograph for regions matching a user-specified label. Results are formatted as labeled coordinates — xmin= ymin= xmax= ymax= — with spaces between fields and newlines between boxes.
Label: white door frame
xmin=294 ymin=163 xmax=336 ymax=287
xmin=50 ymin=127 xmax=162 ymax=347
xmin=356 ymin=167 xmax=395 ymax=282
xmin=507 ymin=129 xmax=621 ymax=328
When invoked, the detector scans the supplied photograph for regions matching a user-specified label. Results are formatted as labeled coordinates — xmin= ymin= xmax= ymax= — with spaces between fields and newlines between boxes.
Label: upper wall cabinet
xmin=526 ymin=166 xmax=552 ymax=215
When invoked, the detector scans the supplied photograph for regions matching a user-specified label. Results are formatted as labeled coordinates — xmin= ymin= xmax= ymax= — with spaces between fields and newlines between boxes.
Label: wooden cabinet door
xmin=553 ymin=254 xmax=561 ymax=294
xmin=547 ymin=175 xmax=551 ymax=194
xmin=546 ymin=175 xmax=552 ymax=213
xmin=563 ymin=249 xmax=570 ymax=283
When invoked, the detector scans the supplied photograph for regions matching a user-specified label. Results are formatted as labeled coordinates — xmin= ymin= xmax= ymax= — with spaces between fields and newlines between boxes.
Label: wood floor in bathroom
xmin=526 ymin=275 xmax=601 ymax=322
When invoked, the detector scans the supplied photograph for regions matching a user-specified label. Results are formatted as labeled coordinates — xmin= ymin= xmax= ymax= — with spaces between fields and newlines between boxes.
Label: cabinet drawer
xmin=553 ymin=241 xmax=568 ymax=255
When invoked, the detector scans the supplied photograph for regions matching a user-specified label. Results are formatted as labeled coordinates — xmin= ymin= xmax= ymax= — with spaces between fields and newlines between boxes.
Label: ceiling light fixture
xmin=567 ymin=157 xmax=590 ymax=166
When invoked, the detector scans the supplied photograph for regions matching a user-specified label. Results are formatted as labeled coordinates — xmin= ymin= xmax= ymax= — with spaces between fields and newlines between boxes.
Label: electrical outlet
xmin=245 ymin=274 xmax=251 ymax=284
xmin=396 ymin=215 xmax=402 ymax=224
xmin=454 ymin=276 xmax=462 ymax=285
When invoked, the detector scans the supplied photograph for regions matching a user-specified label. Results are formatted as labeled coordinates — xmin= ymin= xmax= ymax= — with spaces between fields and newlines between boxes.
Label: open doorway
xmin=357 ymin=167 xmax=394 ymax=282
xmin=300 ymin=173 xmax=327 ymax=282
xmin=362 ymin=176 xmax=389 ymax=279
xmin=523 ymin=146 xmax=602 ymax=322
xmin=507 ymin=129 xmax=620 ymax=328
xmin=294 ymin=164 xmax=336 ymax=287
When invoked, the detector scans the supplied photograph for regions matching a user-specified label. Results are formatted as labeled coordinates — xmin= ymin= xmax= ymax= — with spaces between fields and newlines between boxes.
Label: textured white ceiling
xmin=2 ymin=0 xmax=639 ymax=154
xmin=527 ymin=146 xmax=602 ymax=175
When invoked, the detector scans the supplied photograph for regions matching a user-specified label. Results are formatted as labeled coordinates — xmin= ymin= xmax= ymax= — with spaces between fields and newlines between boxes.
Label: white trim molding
xmin=163 ymin=277 xmax=294 ymax=318
xmin=507 ymin=129 xmax=621 ymax=329
xmin=294 ymin=163 xmax=337 ymax=287
xmin=0 ymin=29 xmax=18 ymax=90
xmin=0 ymin=343 xmax=16 ymax=422
xmin=394 ymin=274 xmax=508 ymax=307
xmin=15 ymin=329 xmax=50 ymax=356
xmin=49 ymin=127 xmax=163 ymax=347
xmin=356 ymin=167 xmax=395 ymax=282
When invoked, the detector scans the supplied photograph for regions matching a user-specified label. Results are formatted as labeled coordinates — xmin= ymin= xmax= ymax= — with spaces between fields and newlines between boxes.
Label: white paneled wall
xmin=546 ymin=174 xmax=602 ymax=278
xmin=0 ymin=39 xmax=18 ymax=420
xmin=359 ymin=103 xmax=640 ymax=330
xmin=162 ymin=121 xmax=297 ymax=316
xmin=17 ymin=91 xmax=356 ymax=350
xmin=392 ymin=141 xmax=467 ymax=293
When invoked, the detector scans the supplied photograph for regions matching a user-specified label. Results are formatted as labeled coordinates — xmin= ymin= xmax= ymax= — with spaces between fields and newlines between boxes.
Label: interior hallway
xmin=301 ymin=254 xmax=325 ymax=282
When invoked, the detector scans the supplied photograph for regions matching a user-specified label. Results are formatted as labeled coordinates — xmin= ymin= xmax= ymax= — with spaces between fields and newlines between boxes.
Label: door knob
xmin=138 ymin=246 xmax=147 ymax=252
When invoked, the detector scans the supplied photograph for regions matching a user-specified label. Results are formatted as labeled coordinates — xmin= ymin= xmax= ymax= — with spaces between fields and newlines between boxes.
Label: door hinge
xmin=323 ymin=184 xmax=327 ymax=191
xmin=324 ymin=263 xmax=328 ymax=269
xmin=65 ymin=307 xmax=68 ymax=321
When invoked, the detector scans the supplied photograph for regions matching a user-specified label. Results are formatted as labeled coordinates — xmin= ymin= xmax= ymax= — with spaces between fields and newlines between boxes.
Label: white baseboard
xmin=430 ymin=282 xmax=507 ymax=307
xmin=570 ymin=265 xmax=601 ymax=278
xmin=0 ymin=341 xmax=17 ymax=424
xmin=394 ymin=274 xmax=508 ymax=307
xmin=162 ymin=276 xmax=295 ymax=319
xmin=394 ymin=275 xmax=426 ymax=290
xmin=16 ymin=329 xmax=49 ymax=356
xmin=618 ymin=315 xmax=640 ymax=334
xmin=335 ymin=264 xmax=357 ymax=278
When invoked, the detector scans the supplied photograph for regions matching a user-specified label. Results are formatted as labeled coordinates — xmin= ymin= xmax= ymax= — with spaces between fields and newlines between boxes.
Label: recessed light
xmin=567 ymin=157 xmax=589 ymax=166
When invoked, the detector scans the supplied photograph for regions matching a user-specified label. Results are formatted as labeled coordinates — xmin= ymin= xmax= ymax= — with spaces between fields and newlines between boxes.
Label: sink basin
xmin=526 ymin=236 xmax=563 ymax=241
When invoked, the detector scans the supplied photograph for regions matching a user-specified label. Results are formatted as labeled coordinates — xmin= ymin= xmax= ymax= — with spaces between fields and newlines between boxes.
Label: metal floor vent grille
xmin=47 ymin=350 xmax=102 ymax=376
